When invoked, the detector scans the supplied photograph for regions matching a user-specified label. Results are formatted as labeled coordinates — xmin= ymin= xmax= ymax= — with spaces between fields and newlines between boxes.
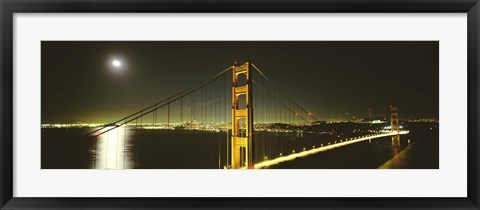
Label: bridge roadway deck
xmin=252 ymin=131 xmax=410 ymax=169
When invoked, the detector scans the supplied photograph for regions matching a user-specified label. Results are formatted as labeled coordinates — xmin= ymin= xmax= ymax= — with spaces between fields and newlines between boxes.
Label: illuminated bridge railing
xmin=253 ymin=130 xmax=409 ymax=169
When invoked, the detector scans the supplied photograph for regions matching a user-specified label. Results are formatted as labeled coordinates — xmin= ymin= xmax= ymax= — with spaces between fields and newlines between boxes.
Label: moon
xmin=112 ymin=60 xmax=122 ymax=68
xmin=108 ymin=57 xmax=126 ymax=74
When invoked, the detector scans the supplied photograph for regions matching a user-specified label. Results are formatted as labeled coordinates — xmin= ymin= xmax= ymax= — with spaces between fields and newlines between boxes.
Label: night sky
xmin=41 ymin=41 xmax=438 ymax=123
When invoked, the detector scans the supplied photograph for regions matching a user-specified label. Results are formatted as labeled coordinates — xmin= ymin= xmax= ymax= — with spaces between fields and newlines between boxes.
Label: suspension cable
xmin=88 ymin=66 xmax=233 ymax=138
xmin=251 ymin=63 xmax=320 ymax=122
xmin=252 ymin=80 xmax=309 ymax=123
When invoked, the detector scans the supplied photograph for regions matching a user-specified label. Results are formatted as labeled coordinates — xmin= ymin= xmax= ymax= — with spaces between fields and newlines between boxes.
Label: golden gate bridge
xmin=87 ymin=62 xmax=408 ymax=169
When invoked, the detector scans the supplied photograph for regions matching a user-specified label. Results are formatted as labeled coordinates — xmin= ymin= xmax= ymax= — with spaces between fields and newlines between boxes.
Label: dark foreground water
xmin=41 ymin=123 xmax=438 ymax=169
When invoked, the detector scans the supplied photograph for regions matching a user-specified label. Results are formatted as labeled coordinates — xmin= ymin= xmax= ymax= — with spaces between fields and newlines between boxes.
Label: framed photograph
xmin=1 ymin=0 xmax=479 ymax=209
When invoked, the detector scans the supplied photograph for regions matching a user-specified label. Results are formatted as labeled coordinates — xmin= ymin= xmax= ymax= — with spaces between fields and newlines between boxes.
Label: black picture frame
xmin=1 ymin=0 xmax=479 ymax=209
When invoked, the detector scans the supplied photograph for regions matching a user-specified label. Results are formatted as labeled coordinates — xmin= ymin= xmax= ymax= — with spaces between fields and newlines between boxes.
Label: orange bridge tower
xmin=231 ymin=62 xmax=254 ymax=169
xmin=390 ymin=105 xmax=400 ymax=148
